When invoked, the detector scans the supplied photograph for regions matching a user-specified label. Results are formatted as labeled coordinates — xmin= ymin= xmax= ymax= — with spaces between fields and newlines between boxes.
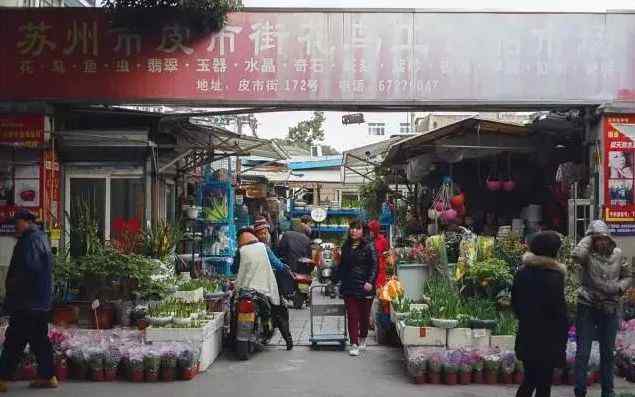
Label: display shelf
xmin=290 ymin=208 xmax=360 ymax=217
xmin=316 ymin=225 xmax=349 ymax=233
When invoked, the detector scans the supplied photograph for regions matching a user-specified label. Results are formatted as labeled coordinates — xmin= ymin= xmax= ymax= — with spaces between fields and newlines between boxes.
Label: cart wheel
xmin=311 ymin=342 xmax=318 ymax=350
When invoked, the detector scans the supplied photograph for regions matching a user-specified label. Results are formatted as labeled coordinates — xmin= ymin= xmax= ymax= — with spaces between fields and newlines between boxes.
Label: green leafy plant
xmin=423 ymin=277 xmax=464 ymax=320
xmin=104 ymin=0 xmax=242 ymax=35
xmin=464 ymin=258 xmax=513 ymax=298
xmin=494 ymin=234 xmax=526 ymax=271
xmin=144 ymin=220 xmax=183 ymax=260
xmin=392 ymin=295 xmax=411 ymax=313
xmin=494 ymin=310 xmax=518 ymax=336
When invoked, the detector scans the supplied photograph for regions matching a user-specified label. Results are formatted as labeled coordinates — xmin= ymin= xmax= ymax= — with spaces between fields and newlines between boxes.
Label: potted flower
xmin=427 ymin=354 xmax=442 ymax=385
xmin=129 ymin=355 xmax=144 ymax=383
xmin=406 ymin=349 xmax=428 ymax=384
xmin=459 ymin=360 xmax=472 ymax=385
xmin=104 ymin=349 xmax=120 ymax=381
xmin=144 ymin=352 xmax=161 ymax=382
xmin=18 ymin=353 xmax=37 ymax=381
xmin=88 ymin=350 xmax=105 ymax=382
xmin=500 ymin=351 xmax=516 ymax=384
xmin=160 ymin=351 xmax=177 ymax=382
xmin=513 ymin=359 xmax=524 ymax=384
xmin=552 ymin=368 xmax=563 ymax=385
xmin=443 ymin=361 xmax=458 ymax=386
xmin=483 ymin=354 xmax=501 ymax=385
xmin=472 ymin=356 xmax=484 ymax=384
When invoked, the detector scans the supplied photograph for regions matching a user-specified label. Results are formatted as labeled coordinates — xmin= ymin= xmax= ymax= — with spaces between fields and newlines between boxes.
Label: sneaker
xmin=359 ymin=338 xmax=367 ymax=351
xmin=0 ymin=380 xmax=7 ymax=393
xmin=349 ymin=344 xmax=360 ymax=357
xmin=29 ymin=376 xmax=59 ymax=389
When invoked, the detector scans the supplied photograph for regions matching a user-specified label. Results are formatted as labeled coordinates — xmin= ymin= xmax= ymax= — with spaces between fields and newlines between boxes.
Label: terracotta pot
xmin=513 ymin=371 xmax=524 ymax=384
xmin=472 ymin=371 xmax=483 ymax=384
xmin=130 ymin=369 xmax=144 ymax=383
xmin=54 ymin=360 xmax=68 ymax=382
xmin=21 ymin=364 xmax=36 ymax=381
xmin=180 ymin=367 xmax=196 ymax=381
xmin=91 ymin=369 xmax=105 ymax=382
xmin=459 ymin=371 xmax=472 ymax=385
xmin=444 ymin=372 xmax=458 ymax=386
xmin=53 ymin=305 xmax=79 ymax=326
xmin=161 ymin=367 xmax=176 ymax=382
xmin=145 ymin=370 xmax=159 ymax=382
xmin=70 ymin=365 xmax=88 ymax=380
xmin=90 ymin=304 xmax=115 ymax=329
xmin=414 ymin=374 xmax=426 ymax=384
xmin=104 ymin=368 xmax=117 ymax=382
xmin=501 ymin=372 xmax=513 ymax=384
xmin=427 ymin=372 xmax=441 ymax=385
xmin=484 ymin=370 xmax=498 ymax=385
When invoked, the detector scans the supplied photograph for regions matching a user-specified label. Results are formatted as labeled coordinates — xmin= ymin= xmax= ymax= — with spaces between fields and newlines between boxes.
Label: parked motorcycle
xmin=316 ymin=242 xmax=337 ymax=298
xmin=292 ymin=257 xmax=314 ymax=309
xmin=233 ymin=288 xmax=274 ymax=360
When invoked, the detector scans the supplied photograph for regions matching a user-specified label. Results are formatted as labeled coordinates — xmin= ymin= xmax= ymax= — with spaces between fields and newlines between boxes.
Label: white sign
xmin=311 ymin=207 xmax=327 ymax=223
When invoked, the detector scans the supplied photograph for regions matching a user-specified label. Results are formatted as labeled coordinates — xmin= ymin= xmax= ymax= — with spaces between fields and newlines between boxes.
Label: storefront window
xmin=110 ymin=178 xmax=145 ymax=227
xmin=0 ymin=149 xmax=41 ymax=208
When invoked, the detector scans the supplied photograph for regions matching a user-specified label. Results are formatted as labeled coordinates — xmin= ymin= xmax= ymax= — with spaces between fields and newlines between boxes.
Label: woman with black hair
xmin=334 ymin=220 xmax=378 ymax=357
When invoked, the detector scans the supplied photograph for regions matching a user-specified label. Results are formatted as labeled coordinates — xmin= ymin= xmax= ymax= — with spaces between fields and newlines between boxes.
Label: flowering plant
xmin=428 ymin=353 xmax=443 ymax=373
xmin=483 ymin=354 xmax=501 ymax=372
xmin=500 ymin=351 xmax=516 ymax=375
xmin=111 ymin=217 xmax=142 ymax=254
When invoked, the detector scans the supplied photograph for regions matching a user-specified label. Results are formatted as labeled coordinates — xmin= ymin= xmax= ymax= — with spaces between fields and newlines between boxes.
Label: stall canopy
xmin=157 ymin=117 xmax=288 ymax=174
xmin=383 ymin=117 xmax=532 ymax=167
xmin=342 ymin=136 xmax=410 ymax=183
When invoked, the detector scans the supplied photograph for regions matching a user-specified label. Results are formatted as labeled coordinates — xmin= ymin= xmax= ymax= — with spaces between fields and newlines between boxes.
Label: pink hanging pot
xmin=502 ymin=180 xmax=516 ymax=192
xmin=441 ymin=209 xmax=458 ymax=222
xmin=486 ymin=178 xmax=501 ymax=191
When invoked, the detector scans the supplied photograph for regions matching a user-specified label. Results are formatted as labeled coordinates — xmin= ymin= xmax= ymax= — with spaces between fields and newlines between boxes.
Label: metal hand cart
xmin=309 ymin=284 xmax=347 ymax=350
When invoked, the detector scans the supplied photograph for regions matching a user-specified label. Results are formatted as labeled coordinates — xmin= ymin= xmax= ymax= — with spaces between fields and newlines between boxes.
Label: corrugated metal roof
xmin=288 ymin=156 xmax=343 ymax=170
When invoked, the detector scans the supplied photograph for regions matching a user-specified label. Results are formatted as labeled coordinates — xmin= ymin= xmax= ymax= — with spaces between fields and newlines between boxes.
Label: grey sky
xmin=243 ymin=0 xmax=635 ymax=11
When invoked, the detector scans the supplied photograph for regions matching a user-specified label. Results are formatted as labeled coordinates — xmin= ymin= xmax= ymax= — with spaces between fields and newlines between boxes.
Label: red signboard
xmin=2 ymin=8 xmax=634 ymax=105
xmin=604 ymin=114 xmax=635 ymax=234
xmin=0 ymin=115 xmax=45 ymax=147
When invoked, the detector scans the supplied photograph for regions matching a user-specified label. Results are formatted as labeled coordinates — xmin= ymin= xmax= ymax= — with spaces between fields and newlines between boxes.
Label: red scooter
xmin=292 ymin=258 xmax=314 ymax=309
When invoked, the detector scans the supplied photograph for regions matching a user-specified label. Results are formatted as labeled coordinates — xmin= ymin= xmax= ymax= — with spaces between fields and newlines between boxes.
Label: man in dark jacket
xmin=512 ymin=231 xmax=568 ymax=397
xmin=0 ymin=209 xmax=57 ymax=391
xmin=277 ymin=224 xmax=312 ymax=274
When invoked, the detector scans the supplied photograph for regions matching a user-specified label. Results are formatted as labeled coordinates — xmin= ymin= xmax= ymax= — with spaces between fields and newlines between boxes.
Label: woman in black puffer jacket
xmin=335 ymin=221 xmax=377 ymax=357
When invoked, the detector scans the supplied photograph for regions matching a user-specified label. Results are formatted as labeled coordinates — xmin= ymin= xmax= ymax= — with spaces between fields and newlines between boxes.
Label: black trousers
xmin=271 ymin=304 xmax=292 ymax=344
xmin=516 ymin=361 xmax=554 ymax=397
xmin=0 ymin=310 xmax=54 ymax=380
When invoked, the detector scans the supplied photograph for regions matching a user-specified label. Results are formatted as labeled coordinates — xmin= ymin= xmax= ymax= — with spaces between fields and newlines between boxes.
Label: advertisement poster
xmin=603 ymin=114 xmax=635 ymax=235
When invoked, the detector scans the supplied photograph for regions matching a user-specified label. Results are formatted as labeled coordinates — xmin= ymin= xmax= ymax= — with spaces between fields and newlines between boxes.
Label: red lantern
xmin=450 ymin=194 xmax=465 ymax=208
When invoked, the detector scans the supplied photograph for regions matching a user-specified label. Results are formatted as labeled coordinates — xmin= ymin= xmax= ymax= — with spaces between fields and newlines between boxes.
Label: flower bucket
xmin=472 ymin=371 xmax=483 ymax=384
xmin=427 ymin=371 xmax=441 ymax=385
xmin=414 ymin=374 xmax=426 ymax=384
xmin=145 ymin=370 xmax=159 ymax=383
xmin=593 ymin=371 xmax=600 ymax=383
xmin=104 ymin=368 xmax=117 ymax=382
xmin=91 ymin=369 xmax=105 ymax=382
xmin=21 ymin=363 xmax=36 ymax=381
xmin=443 ymin=372 xmax=458 ymax=386
xmin=459 ymin=371 xmax=472 ymax=385
xmin=130 ymin=369 xmax=144 ymax=383
xmin=500 ymin=372 xmax=513 ymax=384
xmin=70 ymin=365 xmax=87 ymax=380
xmin=484 ymin=370 xmax=498 ymax=385
xmin=513 ymin=371 xmax=524 ymax=384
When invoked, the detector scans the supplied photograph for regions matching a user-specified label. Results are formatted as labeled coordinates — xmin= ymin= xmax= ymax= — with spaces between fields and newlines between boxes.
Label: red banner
xmin=0 ymin=115 xmax=45 ymax=147
xmin=604 ymin=114 xmax=635 ymax=233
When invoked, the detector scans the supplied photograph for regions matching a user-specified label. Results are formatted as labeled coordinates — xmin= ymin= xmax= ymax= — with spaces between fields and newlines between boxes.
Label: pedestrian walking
xmin=335 ymin=221 xmax=377 ymax=357
xmin=511 ymin=231 xmax=568 ymax=397
xmin=572 ymin=220 xmax=632 ymax=397
xmin=0 ymin=209 xmax=57 ymax=392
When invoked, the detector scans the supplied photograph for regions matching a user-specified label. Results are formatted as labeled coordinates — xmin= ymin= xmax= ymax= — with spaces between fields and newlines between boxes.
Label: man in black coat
xmin=0 ymin=209 xmax=57 ymax=391
xmin=512 ymin=231 xmax=568 ymax=397
xmin=277 ymin=223 xmax=312 ymax=274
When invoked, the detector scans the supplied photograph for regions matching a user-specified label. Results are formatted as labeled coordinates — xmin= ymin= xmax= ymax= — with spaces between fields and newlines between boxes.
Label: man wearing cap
xmin=0 ymin=209 xmax=57 ymax=391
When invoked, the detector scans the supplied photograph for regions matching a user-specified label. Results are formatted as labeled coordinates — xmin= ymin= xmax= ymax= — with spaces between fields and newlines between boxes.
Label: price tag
xmin=473 ymin=329 xmax=486 ymax=338
xmin=91 ymin=299 xmax=100 ymax=310
xmin=419 ymin=327 xmax=427 ymax=338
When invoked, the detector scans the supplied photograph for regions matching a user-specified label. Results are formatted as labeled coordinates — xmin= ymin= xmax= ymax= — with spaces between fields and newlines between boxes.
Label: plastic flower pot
xmin=459 ymin=371 xmax=472 ymax=385
xmin=179 ymin=367 xmax=196 ymax=381
xmin=427 ymin=371 xmax=441 ymax=385
xmin=502 ymin=180 xmax=516 ymax=192
xmin=145 ymin=370 xmax=159 ymax=382
xmin=414 ymin=374 xmax=426 ymax=384
xmin=486 ymin=179 xmax=501 ymax=191
xmin=54 ymin=360 xmax=68 ymax=382
xmin=104 ymin=368 xmax=117 ymax=382
xmin=130 ymin=369 xmax=144 ymax=383
xmin=484 ymin=370 xmax=498 ymax=385
xmin=500 ymin=372 xmax=513 ymax=384
xmin=21 ymin=363 xmax=36 ymax=380
xmin=443 ymin=372 xmax=458 ymax=386
xmin=161 ymin=367 xmax=176 ymax=382
xmin=91 ymin=369 xmax=105 ymax=382
xmin=552 ymin=369 xmax=563 ymax=385
xmin=472 ymin=371 xmax=483 ymax=384
xmin=513 ymin=371 xmax=524 ymax=384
